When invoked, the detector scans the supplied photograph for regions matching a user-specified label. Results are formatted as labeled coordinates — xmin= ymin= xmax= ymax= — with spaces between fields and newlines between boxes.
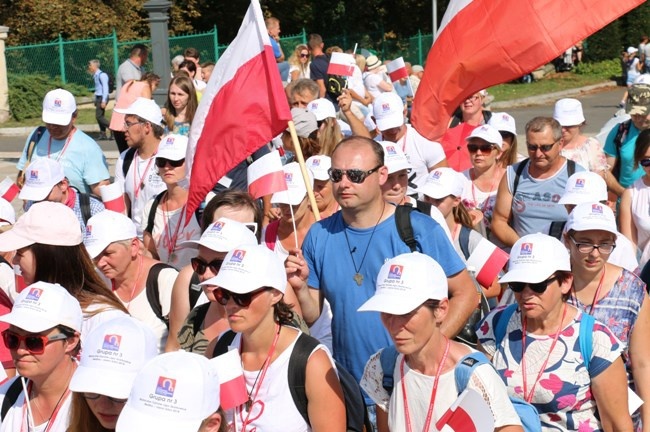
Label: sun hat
xmin=373 ymin=92 xmax=405 ymax=131
xmin=565 ymin=202 xmax=618 ymax=236
xmin=417 ymin=167 xmax=466 ymax=199
xmin=499 ymin=233 xmax=571 ymax=284
xmin=156 ymin=134 xmax=188 ymax=162
xmin=558 ymin=171 xmax=607 ymax=205
xmin=379 ymin=141 xmax=412 ymax=174
xmin=42 ymin=89 xmax=76 ymax=126
xmin=114 ymin=97 xmax=163 ymax=126
xmin=627 ymin=83 xmax=650 ymax=116
xmin=358 ymin=252 xmax=448 ymax=315
xmin=0 ymin=201 xmax=81 ymax=251
xmin=289 ymin=108 xmax=318 ymax=138
xmin=465 ymin=124 xmax=503 ymax=149
xmin=306 ymin=98 xmax=336 ymax=121
xmin=553 ymin=98 xmax=585 ymax=127
xmin=0 ymin=198 xmax=15 ymax=226
xmin=179 ymin=217 xmax=257 ymax=252
xmin=305 ymin=155 xmax=331 ymax=181
xmin=271 ymin=162 xmax=313 ymax=206
xmin=70 ymin=316 xmax=157 ymax=399
xmin=488 ymin=112 xmax=517 ymax=136
xmin=18 ymin=158 xmax=66 ymax=202
xmin=83 ymin=210 xmax=137 ymax=259
xmin=201 ymin=244 xmax=287 ymax=294
xmin=115 ymin=351 xmax=220 ymax=432
xmin=366 ymin=55 xmax=382 ymax=71
xmin=0 ymin=281 xmax=83 ymax=333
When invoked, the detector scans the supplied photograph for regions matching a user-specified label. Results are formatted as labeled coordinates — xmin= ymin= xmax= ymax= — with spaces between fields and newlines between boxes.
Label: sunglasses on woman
xmin=328 ymin=165 xmax=382 ymax=183
xmin=155 ymin=157 xmax=185 ymax=168
xmin=467 ymin=143 xmax=496 ymax=153
xmin=2 ymin=330 xmax=68 ymax=355
xmin=299 ymin=53 xmax=309 ymax=58
xmin=509 ymin=276 xmax=558 ymax=294
xmin=640 ymin=158 xmax=650 ymax=167
xmin=190 ymin=257 xmax=224 ymax=275
xmin=213 ymin=287 xmax=270 ymax=307
xmin=82 ymin=393 xmax=128 ymax=404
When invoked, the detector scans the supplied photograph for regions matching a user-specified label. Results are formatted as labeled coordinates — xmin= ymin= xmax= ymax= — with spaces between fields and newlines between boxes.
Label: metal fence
xmin=5 ymin=28 xmax=433 ymax=89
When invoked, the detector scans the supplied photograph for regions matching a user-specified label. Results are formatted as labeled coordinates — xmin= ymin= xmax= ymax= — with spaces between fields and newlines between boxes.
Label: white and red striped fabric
xmin=412 ymin=0 xmax=646 ymax=141
xmin=436 ymin=388 xmax=494 ymax=432
xmin=185 ymin=0 xmax=291 ymax=218
xmin=0 ymin=177 xmax=19 ymax=202
xmin=387 ymin=57 xmax=408 ymax=82
xmin=210 ymin=349 xmax=248 ymax=410
xmin=466 ymin=238 xmax=509 ymax=288
xmin=327 ymin=52 xmax=356 ymax=77
xmin=99 ymin=182 xmax=126 ymax=214
xmin=247 ymin=151 xmax=288 ymax=200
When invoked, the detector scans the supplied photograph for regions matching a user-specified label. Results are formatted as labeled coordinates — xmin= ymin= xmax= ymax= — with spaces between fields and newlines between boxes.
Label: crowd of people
xmin=1 ymin=22 xmax=650 ymax=432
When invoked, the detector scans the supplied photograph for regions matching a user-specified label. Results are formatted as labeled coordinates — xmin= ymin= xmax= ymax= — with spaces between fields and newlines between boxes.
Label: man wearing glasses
xmin=492 ymin=116 xmax=585 ymax=247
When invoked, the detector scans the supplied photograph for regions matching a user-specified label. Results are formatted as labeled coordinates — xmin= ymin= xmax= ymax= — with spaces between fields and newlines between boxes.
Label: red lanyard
xmin=159 ymin=196 xmax=186 ymax=259
xmin=21 ymin=381 xmax=70 ymax=432
xmin=133 ymin=152 xmax=156 ymax=200
xmin=47 ymin=128 xmax=76 ymax=161
xmin=397 ymin=127 xmax=409 ymax=153
xmin=572 ymin=267 xmax=606 ymax=315
xmin=521 ymin=303 xmax=567 ymax=403
xmin=400 ymin=337 xmax=450 ymax=432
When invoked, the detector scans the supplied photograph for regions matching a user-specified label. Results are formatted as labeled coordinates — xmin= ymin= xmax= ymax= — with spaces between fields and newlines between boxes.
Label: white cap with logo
xmin=156 ymin=134 xmax=189 ymax=162
xmin=271 ymin=162 xmax=313 ymax=206
xmin=379 ymin=141 xmax=412 ymax=174
xmin=558 ymin=171 xmax=607 ymax=205
xmin=488 ymin=112 xmax=517 ymax=136
xmin=114 ymin=97 xmax=164 ymax=126
xmin=83 ymin=210 xmax=137 ymax=259
xmin=499 ymin=233 xmax=571 ymax=284
xmin=373 ymin=92 xmax=405 ymax=131
xmin=466 ymin=124 xmax=503 ymax=149
xmin=18 ymin=158 xmax=66 ymax=202
xmin=179 ymin=217 xmax=257 ymax=252
xmin=565 ymin=202 xmax=618 ymax=236
xmin=307 ymin=98 xmax=336 ymax=121
xmin=417 ymin=167 xmax=466 ymax=199
xmin=305 ymin=155 xmax=331 ymax=181
xmin=42 ymin=89 xmax=77 ymax=126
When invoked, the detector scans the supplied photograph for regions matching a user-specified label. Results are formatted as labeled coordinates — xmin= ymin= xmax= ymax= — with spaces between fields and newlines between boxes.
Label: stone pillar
xmin=0 ymin=26 xmax=10 ymax=123
xmin=143 ymin=1 xmax=172 ymax=106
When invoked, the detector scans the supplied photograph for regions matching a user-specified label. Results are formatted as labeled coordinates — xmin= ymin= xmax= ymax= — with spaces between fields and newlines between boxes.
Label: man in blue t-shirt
xmin=265 ymin=17 xmax=289 ymax=82
xmin=285 ymin=136 xmax=475 ymax=404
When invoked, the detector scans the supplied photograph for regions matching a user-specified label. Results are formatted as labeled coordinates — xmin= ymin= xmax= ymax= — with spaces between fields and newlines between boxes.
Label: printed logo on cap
xmin=310 ymin=158 xmax=321 ymax=167
xmin=29 ymin=170 xmax=38 ymax=180
xmin=501 ymin=114 xmax=510 ymax=121
xmin=312 ymin=102 xmax=319 ymax=109
xmin=285 ymin=172 xmax=293 ymax=183
xmin=592 ymin=204 xmax=603 ymax=214
xmin=382 ymin=103 xmax=390 ymax=112
xmin=85 ymin=225 xmax=92 ymax=238
xmin=520 ymin=243 xmax=533 ymax=255
xmin=575 ymin=178 xmax=585 ymax=188
xmin=102 ymin=334 xmax=122 ymax=351
xmin=26 ymin=287 xmax=43 ymax=301
xmin=54 ymin=99 xmax=62 ymax=108
xmin=387 ymin=264 xmax=403 ymax=280
xmin=230 ymin=249 xmax=246 ymax=263
xmin=479 ymin=126 xmax=489 ymax=132
xmin=165 ymin=136 xmax=174 ymax=145
xmin=211 ymin=221 xmax=225 ymax=232
xmin=155 ymin=377 xmax=176 ymax=397
xmin=432 ymin=170 xmax=442 ymax=180
xmin=386 ymin=145 xmax=397 ymax=155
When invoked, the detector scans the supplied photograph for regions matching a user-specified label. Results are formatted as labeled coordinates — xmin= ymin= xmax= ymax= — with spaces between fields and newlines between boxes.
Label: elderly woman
xmin=478 ymin=233 xmax=633 ymax=431
xmin=359 ymin=252 xmax=522 ymax=432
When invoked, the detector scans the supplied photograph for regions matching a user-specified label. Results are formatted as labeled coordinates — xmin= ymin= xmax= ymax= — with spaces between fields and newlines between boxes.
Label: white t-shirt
xmin=363 ymin=72 xmax=387 ymax=98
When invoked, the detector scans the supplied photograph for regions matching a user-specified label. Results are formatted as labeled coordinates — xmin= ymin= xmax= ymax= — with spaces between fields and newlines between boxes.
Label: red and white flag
xmin=436 ymin=388 xmax=494 ymax=432
xmin=185 ymin=0 xmax=291 ymax=219
xmin=466 ymin=238 xmax=509 ymax=288
xmin=387 ymin=57 xmax=408 ymax=82
xmin=210 ymin=349 xmax=248 ymax=410
xmin=99 ymin=182 xmax=126 ymax=214
xmin=0 ymin=177 xmax=19 ymax=202
xmin=411 ymin=0 xmax=645 ymax=141
xmin=247 ymin=151 xmax=288 ymax=200
xmin=327 ymin=52 xmax=356 ymax=77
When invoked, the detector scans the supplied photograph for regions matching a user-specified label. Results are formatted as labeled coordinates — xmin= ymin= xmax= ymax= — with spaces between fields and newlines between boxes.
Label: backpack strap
xmin=379 ymin=345 xmax=400 ymax=395
xmin=511 ymin=159 xmax=529 ymax=197
xmin=144 ymin=191 xmax=166 ymax=234
xmin=548 ymin=221 xmax=567 ymax=240
xmin=122 ymin=147 xmax=137 ymax=178
xmin=494 ymin=303 xmax=518 ymax=348
xmin=414 ymin=199 xmax=432 ymax=215
xmin=1 ymin=377 xmax=24 ymax=421
xmin=145 ymin=263 xmax=175 ymax=328
xmin=212 ymin=330 xmax=237 ymax=358
xmin=264 ymin=220 xmax=280 ymax=250
xmin=395 ymin=205 xmax=418 ymax=252
xmin=191 ymin=302 xmax=210 ymax=340
xmin=579 ymin=312 xmax=595 ymax=372
xmin=566 ymin=159 xmax=576 ymax=177
xmin=78 ymin=191 xmax=92 ymax=226
xmin=454 ymin=351 xmax=491 ymax=394
xmin=458 ymin=226 xmax=472 ymax=260
xmin=614 ymin=119 xmax=631 ymax=155
xmin=188 ymin=271 xmax=202 ymax=310
xmin=288 ymin=332 xmax=320 ymax=426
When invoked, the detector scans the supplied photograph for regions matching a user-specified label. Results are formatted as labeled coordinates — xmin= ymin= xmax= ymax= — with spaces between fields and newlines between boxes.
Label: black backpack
xmin=145 ymin=263 xmax=177 ymax=328
xmin=101 ymin=71 xmax=116 ymax=94
xmin=610 ymin=119 xmax=632 ymax=180
xmin=214 ymin=331 xmax=371 ymax=432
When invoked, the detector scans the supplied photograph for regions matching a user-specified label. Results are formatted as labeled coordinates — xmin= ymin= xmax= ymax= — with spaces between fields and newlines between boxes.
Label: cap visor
xmin=0 ymin=229 xmax=35 ymax=252
xmin=0 ymin=312 xmax=58 ymax=333
xmin=18 ymin=185 xmax=50 ymax=202
xmin=357 ymin=293 xmax=423 ymax=315
xmin=84 ymin=240 xmax=112 ymax=259
xmin=271 ymin=190 xmax=305 ymax=206
xmin=70 ymin=366 xmax=136 ymax=399
xmin=42 ymin=112 xmax=72 ymax=126
xmin=377 ymin=115 xmax=403 ymax=131
xmin=115 ymin=403 xmax=202 ymax=432
xmin=498 ymin=268 xmax=555 ymax=284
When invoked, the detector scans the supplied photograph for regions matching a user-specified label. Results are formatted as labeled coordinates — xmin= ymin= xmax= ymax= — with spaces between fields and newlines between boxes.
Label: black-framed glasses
xmin=569 ymin=237 xmax=616 ymax=254
xmin=155 ymin=157 xmax=185 ymax=168
xmin=190 ymin=257 xmax=224 ymax=275
xmin=82 ymin=393 xmax=128 ymax=404
xmin=526 ymin=140 xmax=559 ymax=153
xmin=2 ymin=330 xmax=68 ymax=355
xmin=640 ymin=158 xmax=650 ymax=167
xmin=214 ymin=287 xmax=270 ymax=307
xmin=123 ymin=121 xmax=144 ymax=130
xmin=509 ymin=276 xmax=558 ymax=294
xmin=467 ymin=143 xmax=496 ymax=153
xmin=328 ymin=165 xmax=382 ymax=183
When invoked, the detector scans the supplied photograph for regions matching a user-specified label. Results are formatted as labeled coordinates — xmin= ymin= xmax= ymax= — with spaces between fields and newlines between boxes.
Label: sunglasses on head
xmin=213 ymin=287 xmax=270 ymax=307
xmin=467 ymin=143 xmax=495 ymax=153
xmin=82 ymin=393 xmax=128 ymax=404
xmin=640 ymin=158 xmax=650 ymax=167
xmin=2 ymin=330 xmax=68 ymax=355
xmin=509 ymin=276 xmax=558 ymax=294
xmin=155 ymin=158 xmax=185 ymax=168
xmin=190 ymin=257 xmax=224 ymax=275
xmin=526 ymin=141 xmax=558 ymax=153
xmin=328 ymin=165 xmax=382 ymax=183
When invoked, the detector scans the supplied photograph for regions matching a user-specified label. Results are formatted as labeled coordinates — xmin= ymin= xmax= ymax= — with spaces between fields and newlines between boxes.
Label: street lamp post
xmin=143 ymin=0 xmax=172 ymax=105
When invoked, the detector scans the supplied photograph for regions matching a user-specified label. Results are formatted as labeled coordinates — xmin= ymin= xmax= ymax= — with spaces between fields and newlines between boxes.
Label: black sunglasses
xmin=328 ymin=165 xmax=382 ymax=184
xmin=155 ymin=157 xmax=185 ymax=168
xmin=213 ymin=287 xmax=270 ymax=307
xmin=509 ymin=276 xmax=558 ymax=294
xmin=640 ymin=158 xmax=650 ymax=167
xmin=190 ymin=257 xmax=224 ymax=275
xmin=2 ymin=330 xmax=68 ymax=355
xmin=526 ymin=140 xmax=559 ymax=153
xmin=299 ymin=53 xmax=309 ymax=58
xmin=82 ymin=393 xmax=128 ymax=404
xmin=467 ymin=143 xmax=495 ymax=153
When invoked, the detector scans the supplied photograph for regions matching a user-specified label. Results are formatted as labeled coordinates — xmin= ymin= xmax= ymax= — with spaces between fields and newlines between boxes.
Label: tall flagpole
xmin=432 ymin=0 xmax=438 ymax=39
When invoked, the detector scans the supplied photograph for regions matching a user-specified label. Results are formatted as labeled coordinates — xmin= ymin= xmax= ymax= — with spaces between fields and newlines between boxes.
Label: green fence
xmin=6 ymin=28 xmax=433 ymax=89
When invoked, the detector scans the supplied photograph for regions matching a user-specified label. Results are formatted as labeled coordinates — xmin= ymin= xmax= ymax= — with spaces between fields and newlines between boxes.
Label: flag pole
xmin=287 ymin=120 xmax=321 ymax=221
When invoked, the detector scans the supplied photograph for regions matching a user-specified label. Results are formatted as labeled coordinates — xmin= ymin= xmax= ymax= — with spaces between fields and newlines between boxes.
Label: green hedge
xmin=8 ymin=74 xmax=88 ymax=121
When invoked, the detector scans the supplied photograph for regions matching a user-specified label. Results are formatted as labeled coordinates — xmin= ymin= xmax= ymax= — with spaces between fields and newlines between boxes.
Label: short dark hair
xmin=183 ymin=47 xmax=200 ymax=59
xmin=201 ymin=190 xmax=262 ymax=242
xmin=525 ymin=117 xmax=562 ymax=141
xmin=130 ymin=44 xmax=148 ymax=58
xmin=308 ymin=34 xmax=323 ymax=49
xmin=333 ymin=136 xmax=385 ymax=166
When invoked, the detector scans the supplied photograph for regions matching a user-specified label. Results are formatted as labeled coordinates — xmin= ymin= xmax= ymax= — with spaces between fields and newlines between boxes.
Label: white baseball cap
xmin=499 ymin=233 xmax=571 ymax=284
xmin=379 ymin=141 xmax=412 ymax=174
xmin=201 ymin=244 xmax=287 ymax=294
xmin=305 ymin=155 xmax=331 ymax=181
xmin=0 ymin=201 xmax=81 ymax=251
xmin=358 ymin=252 xmax=448 ymax=315
xmin=42 ymin=89 xmax=76 ymax=126
xmin=114 ymin=97 xmax=163 ymax=126
xmin=553 ymin=98 xmax=585 ymax=127
xmin=0 ymin=281 xmax=83 ymax=332
xmin=488 ymin=112 xmax=517 ymax=136
xmin=307 ymin=98 xmax=336 ymax=121
xmin=0 ymin=198 xmax=15 ymax=225
xmin=558 ymin=171 xmax=607 ymax=205
xmin=628 ymin=46 xmax=639 ymax=55
xmin=70 ymin=316 xmax=158 ymax=399
xmin=465 ymin=124 xmax=503 ymax=149
xmin=565 ymin=202 xmax=618 ymax=236
xmin=373 ymin=92 xmax=405 ymax=131
xmin=156 ymin=134 xmax=188 ymax=162
xmin=18 ymin=158 xmax=66 ymax=201
xmin=271 ymin=162 xmax=313 ymax=206
xmin=115 ymin=351 xmax=220 ymax=432
xmin=179 ymin=217 xmax=257 ymax=252
xmin=83 ymin=210 xmax=137 ymax=259
xmin=417 ymin=167 xmax=466 ymax=199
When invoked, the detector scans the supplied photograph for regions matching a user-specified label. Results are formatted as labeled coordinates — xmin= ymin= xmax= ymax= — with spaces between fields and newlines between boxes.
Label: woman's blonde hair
xmin=318 ymin=118 xmax=343 ymax=156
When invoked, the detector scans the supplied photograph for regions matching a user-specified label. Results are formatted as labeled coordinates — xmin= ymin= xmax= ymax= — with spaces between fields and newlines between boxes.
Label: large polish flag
xmin=247 ymin=151 xmax=288 ymax=200
xmin=436 ymin=388 xmax=494 ymax=432
xmin=466 ymin=238 xmax=509 ymax=288
xmin=411 ymin=0 xmax=645 ymax=141
xmin=185 ymin=0 xmax=292 ymax=218
xmin=387 ymin=57 xmax=408 ymax=82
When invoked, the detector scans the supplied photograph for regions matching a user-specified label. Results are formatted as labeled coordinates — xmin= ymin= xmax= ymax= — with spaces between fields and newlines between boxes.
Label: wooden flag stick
xmin=287 ymin=120 xmax=321 ymax=221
